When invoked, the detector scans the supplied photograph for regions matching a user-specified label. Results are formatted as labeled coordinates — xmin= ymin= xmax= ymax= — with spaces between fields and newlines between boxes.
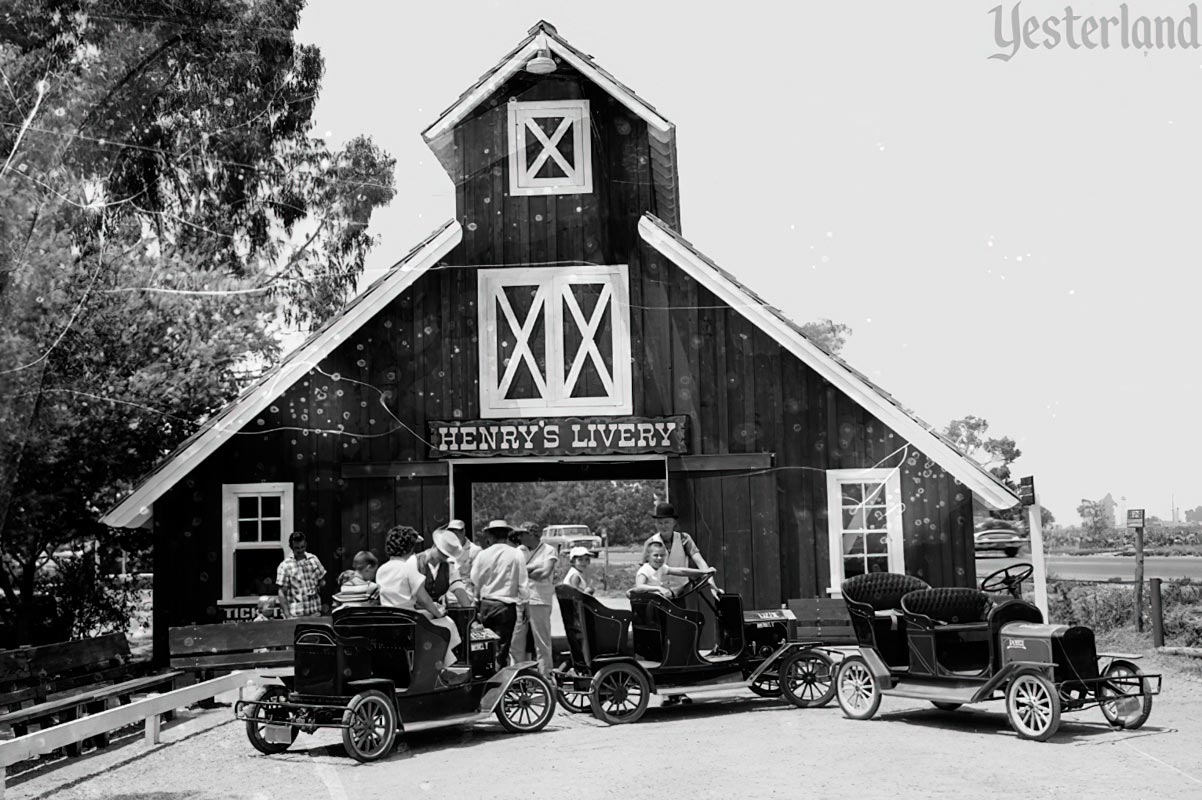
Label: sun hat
xmin=652 ymin=502 xmax=678 ymax=519
xmin=446 ymin=519 xmax=466 ymax=532
xmin=568 ymin=546 xmax=591 ymax=560
xmin=482 ymin=519 xmax=514 ymax=537
xmin=432 ymin=528 xmax=463 ymax=559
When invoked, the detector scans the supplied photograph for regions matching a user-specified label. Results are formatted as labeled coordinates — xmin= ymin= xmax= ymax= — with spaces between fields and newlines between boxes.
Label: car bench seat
xmin=555 ymin=586 xmax=632 ymax=670
xmin=900 ymin=588 xmax=993 ymax=631
xmin=901 ymin=588 xmax=994 ymax=677
xmin=331 ymin=607 xmax=451 ymax=694
xmin=841 ymin=572 xmax=931 ymax=669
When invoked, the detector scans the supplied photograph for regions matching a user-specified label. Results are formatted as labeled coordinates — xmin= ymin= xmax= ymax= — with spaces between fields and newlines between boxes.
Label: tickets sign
xmin=428 ymin=415 xmax=689 ymax=458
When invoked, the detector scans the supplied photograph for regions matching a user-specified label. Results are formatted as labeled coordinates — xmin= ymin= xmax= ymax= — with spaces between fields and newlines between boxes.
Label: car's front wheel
xmin=836 ymin=656 xmax=881 ymax=720
xmin=1099 ymin=659 xmax=1153 ymax=730
xmin=1006 ymin=671 xmax=1061 ymax=741
xmin=496 ymin=671 xmax=556 ymax=733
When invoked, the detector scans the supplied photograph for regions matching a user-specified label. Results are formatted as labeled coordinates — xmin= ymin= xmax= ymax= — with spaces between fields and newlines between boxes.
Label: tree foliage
xmin=1076 ymin=498 xmax=1113 ymax=540
xmin=943 ymin=414 xmax=1054 ymax=529
xmin=799 ymin=318 xmax=852 ymax=355
xmin=471 ymin=480 xmax=662 ymax=547
xmin=0 ymin=0 xmax=395 ymax=641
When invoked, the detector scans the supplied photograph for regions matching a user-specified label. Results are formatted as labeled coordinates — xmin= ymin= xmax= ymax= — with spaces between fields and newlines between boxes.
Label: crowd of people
xmin=266 ymin=501 xmax=721 ymax=692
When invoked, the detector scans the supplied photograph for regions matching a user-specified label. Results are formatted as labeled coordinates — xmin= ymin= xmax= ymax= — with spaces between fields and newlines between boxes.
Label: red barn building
xmin=103 ymin=22 xmax=1018 ymax=660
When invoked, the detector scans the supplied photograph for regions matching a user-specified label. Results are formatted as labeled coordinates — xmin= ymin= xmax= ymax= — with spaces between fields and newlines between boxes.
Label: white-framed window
xmin=826 ymin=469 xmax=904 ymax=595
xmin=478 ymin=265 xmax=632 ymax=417
xmin=507 ymin=99 xmax=592 ymax=196
xmin=220 ymin=482 xmax=293 ymax=602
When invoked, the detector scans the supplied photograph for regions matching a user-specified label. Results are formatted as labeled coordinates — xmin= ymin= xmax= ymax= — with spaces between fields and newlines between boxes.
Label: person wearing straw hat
xmin=416 ymin=527 xmax=474 ymax=609
xmin=470 ymin=519 xmax=528 ymax=666
xmin=446 ymin=519 xmax=482 ymax=599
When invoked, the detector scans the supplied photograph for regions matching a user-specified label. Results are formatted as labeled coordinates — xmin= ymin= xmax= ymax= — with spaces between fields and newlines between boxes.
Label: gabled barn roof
xmin=422 ymin=21 xmax=682 ymax=231
xmin=637 ymin=214 xmax=1020 ymax=511
xmin=101 ymin=221 xmax=463 ymax=528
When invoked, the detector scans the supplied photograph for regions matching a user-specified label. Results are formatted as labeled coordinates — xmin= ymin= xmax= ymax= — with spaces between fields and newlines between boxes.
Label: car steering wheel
xmin=673 ymin=572 xmax=719 ymax=605
xmin=980 ymin=563 xmax=1034 ymax=598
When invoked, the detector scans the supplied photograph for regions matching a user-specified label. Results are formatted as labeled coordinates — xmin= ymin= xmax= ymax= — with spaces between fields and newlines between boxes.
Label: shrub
xmin=37 ymin=556 xmax=140 ymax=641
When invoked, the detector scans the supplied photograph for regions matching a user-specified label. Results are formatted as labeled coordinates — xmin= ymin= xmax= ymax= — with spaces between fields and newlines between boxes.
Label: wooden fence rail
xmin=0 ymin=671 xmax=263 ymax=798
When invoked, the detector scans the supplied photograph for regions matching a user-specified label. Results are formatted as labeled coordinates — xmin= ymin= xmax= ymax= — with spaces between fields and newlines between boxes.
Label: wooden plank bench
xmin=168 ymin=618 xmax=325 ymax=675
xmin=787 ymin=597 xmax=857 ymax=645
xmin=0 ymin=633 xmax=181 ymax=754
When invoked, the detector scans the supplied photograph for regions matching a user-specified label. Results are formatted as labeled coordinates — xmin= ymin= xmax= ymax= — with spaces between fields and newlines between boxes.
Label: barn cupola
xmin=421 ymin=20 xmax=682 ymax=233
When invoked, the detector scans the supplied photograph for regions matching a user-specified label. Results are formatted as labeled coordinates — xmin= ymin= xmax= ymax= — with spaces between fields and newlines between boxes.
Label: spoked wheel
xmin=496 ymin=671 xmax=556 ymax=733
xmin=931 ymin=702 xmax=962 ymax=711
xmin=1099 ymin=659 xmax=1153 ymax=730
xmin=836 ymin=656 xmax=881 ymax=720
xmin=555 ymin=665 xmax=593 ymax=713
xmin=779 ymin=649 xmax=836 ymax=708
xmin=748 ymin=671 xmax=782 ymax=698
xmin=589 ymin=662 xmax=650 ymax=725
xmin=244 ymin=684 xmax=298 ymax=755
xmin=1006 ymin=671 xmax=1061 ymax=741
xmin=342 ymin=690 xmax=398 ymax=762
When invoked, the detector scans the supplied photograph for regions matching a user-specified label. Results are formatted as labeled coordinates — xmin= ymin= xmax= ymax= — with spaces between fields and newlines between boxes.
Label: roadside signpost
xmin=1020 ymin=476 xmax=1048 ymax=619
xmin=1128 ymin=508 xmax=1146 ymax=631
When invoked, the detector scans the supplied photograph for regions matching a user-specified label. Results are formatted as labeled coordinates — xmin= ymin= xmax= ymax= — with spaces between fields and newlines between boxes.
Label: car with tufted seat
xmin=832 ymin=566 xmax=1162 ymax=741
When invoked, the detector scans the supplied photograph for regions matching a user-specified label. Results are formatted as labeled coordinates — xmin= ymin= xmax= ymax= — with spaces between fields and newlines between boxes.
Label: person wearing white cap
xmin=446 ymin=519 xmax=482 ymax=599
xmin=470 ymin=520 xmax=528 ymax=665
xmin=561 ymin=546 xmax=594 ymax=595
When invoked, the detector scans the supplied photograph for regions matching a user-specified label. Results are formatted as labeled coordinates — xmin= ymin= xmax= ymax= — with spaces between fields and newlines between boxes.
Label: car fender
xmin=478 ymin=663 xmax=550 ymax=714
xmin=974 ymin=661 xmax=1056 ymax=702
xmin=587 ymin=655 xmax=657 ymax=693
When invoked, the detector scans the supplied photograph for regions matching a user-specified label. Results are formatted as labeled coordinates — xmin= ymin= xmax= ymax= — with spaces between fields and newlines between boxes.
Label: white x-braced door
xmin=478 ymin=265 xmax=632 ymax=417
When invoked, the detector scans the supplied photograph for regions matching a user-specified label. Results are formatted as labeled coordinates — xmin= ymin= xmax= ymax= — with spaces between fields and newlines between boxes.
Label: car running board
xmin=884 ymin=679 xmax=991 ymax=705
xmin=659 ymin=681 xmax=751 ymax=697
xmin=402 ymin=711 xmax=493 ymax=733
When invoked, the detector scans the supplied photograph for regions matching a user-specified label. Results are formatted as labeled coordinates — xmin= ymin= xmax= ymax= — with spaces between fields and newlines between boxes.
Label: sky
xmin=294 ymin=0 xmax=1201 ymax=526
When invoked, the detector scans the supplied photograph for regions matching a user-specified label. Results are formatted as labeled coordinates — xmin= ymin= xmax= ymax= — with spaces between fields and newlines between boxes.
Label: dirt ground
xmin=7 ymin=651 xmax=1202 ymax=800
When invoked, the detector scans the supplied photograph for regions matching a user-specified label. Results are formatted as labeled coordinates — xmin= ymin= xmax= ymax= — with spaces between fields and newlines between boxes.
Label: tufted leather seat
xmin=841 ymin=573 xmax=930 ymax=668
xmin=901 ymin=588 xmax=993 ymax=628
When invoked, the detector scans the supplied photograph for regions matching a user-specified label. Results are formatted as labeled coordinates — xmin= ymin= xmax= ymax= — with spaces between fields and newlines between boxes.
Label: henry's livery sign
xmin=428 ymin=415 xmax=688 ymax=458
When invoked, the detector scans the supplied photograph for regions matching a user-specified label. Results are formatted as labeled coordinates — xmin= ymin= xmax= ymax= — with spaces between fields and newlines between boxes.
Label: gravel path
xmin=8 ymin=655 xmax=1202 ymax=800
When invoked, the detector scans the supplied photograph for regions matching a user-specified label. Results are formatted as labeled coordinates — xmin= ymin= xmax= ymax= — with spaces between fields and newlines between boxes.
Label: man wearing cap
xmin=470 ymin=520 xmax=529 ymax=666
xmin=446 ymin=519 xmax=482 ymax=599
xmin=641 ymin=502 xmax=717 ymax=597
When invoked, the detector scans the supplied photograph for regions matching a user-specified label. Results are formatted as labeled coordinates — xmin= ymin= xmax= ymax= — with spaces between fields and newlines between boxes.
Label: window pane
xmin=862 ymin=482 xmax=886 ymax=505
xmin=842 ymin=507 xmax=867 ymax=531
xmin=866 ymin=532 xmax=889 ymax=554
xmin=842 ymin=532 xmax=864 ymax=556
xmin=865 ymin=555 xmax=890 ymax=574
xmin=238 ymin=496 xmax=258 ymax=520
xmin=261 ymin=495 xmax=281 ymax=519
xmin=866 ymin=507 xmax=888 ymax=531
xmin=238 ymin=520 xmax=259 ymax=543
xmin=841 ymin=483 xmax=863 ymax=505
xmin=234 ymin=549 xmax=283 ymax=598
xmin=843 ymin=556 xmax=866 ymax=578
xmin=260 ymin=519 xmax=281 ymax=543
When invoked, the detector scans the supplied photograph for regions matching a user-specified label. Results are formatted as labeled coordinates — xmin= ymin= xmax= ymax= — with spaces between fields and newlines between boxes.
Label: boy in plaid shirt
xmin=276 ymin=532 xmax=327 ymax=618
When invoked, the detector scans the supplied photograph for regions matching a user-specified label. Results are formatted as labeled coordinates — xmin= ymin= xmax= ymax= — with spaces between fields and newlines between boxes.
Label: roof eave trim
xmin=422 ymin=37 xmax=672 ymax=142
xmin=101 ymin=221 xmax=464 ymax=528
xmin=637 ymin=215 xmax=1019 ymax=511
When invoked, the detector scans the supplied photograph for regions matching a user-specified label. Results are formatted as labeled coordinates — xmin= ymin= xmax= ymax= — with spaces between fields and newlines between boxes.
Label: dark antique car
xmin=552 ymin=578 xmax=835 ymax=724
xmin=832 ymin=567 xmax=1161 ymax=741
xmin=235 ymin=606 xmax=555 ymax=761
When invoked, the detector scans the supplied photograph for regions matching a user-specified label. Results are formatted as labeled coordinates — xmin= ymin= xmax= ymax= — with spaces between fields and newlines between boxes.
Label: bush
xmin=36 ymin=556 xmax=140 ymax=641
xmin=1047 ymin=578 xmax=1202 ymax=646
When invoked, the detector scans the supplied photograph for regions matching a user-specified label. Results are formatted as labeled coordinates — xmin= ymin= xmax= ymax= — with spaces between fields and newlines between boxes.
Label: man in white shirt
xmin=447 ymin=518 xmax=482 ymax=599
xmin=509 ymin=523 xmax=558 ymax=675
xmin=470 ymin=520 xmax=528 ymax=666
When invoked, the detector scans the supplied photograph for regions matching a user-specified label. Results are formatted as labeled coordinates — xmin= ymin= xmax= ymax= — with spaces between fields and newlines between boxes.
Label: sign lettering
xmin=428 ymin=415 xmax=689 ymax=458
xmin=1127 ymin=508 xmax=1145 ymax=529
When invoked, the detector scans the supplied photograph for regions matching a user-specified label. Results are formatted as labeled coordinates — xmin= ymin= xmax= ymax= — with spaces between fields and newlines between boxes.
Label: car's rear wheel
xmin=779 ymin=649 xmax=836 ymax=708
xmin=748 ymin=669 xmax=782 ymax=698
xmin=245 ymin=685 xmax=298 ymax=755
xmin=1006 ymin=672 xmax=1061 ymax=741
xmin=496 ymin=671 xmax=556 ymax=733
xmin=1099 ymin=659 xmax=1153 ymax=730
xmin=342 ymin=690 xmax=397 ymax=762
xmin=589 ymin=662 xmax=649 ymax=725
xmin=836 ymin=656 xmax=881 ymax=720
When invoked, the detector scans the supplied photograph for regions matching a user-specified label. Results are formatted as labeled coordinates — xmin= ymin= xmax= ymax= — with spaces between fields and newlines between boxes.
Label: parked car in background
xmin=542 ymin=524 xmax=604 ymax=558
xmin=974 ymin=523 xmax=1028 ymax=558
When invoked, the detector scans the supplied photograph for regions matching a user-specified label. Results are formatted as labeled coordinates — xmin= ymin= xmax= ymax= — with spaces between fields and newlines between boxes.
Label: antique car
xmin=235 ymin=606 xmax=555 ymax=761
xmin=974 ymin=522 xmax=1029 ymax=558
xmin=552 ymin=578 xmax=836 ymax=724
xmin=832 ymin=566 xmax=1161 ymax=740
